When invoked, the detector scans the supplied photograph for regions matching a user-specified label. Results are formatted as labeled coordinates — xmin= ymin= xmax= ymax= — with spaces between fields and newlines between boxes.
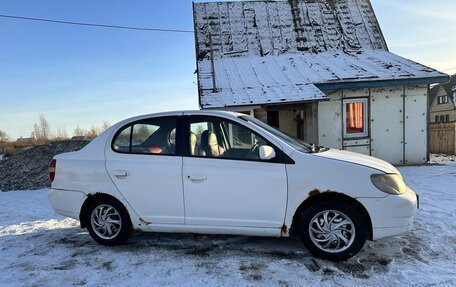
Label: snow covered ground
xmin=0 ymin=162 xmax=455 ymax=286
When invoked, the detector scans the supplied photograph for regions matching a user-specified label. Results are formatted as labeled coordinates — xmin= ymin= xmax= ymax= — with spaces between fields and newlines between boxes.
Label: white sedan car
xmin=49 ymin=110 xmax=418 ymax=261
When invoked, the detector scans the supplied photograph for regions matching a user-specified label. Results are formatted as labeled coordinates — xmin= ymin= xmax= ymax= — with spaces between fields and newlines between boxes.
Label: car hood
xmin=313 ymin=149 xmax=400 ymax=175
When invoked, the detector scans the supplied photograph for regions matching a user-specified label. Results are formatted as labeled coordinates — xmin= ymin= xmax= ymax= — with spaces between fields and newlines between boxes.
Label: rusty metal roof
xmin=194 ymin=0 xmax=448 ymax=108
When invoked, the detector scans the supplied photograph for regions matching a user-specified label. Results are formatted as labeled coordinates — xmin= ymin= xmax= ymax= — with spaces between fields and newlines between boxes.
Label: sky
xmin=0 ymin=0 xmax=455 ymax=139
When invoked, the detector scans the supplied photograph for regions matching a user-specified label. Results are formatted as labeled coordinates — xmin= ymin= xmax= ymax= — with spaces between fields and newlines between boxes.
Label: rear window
xmin=112 ymin=117 xmax=177 ymax=155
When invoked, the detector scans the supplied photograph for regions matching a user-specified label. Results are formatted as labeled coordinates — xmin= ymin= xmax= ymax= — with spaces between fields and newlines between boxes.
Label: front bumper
xmin=358 ymin=186 xmax=418 ymax=240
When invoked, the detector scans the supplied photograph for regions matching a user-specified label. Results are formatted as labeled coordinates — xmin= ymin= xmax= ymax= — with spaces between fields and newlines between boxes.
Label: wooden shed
xmin=193 ymin=0 xmax=449 ymax=164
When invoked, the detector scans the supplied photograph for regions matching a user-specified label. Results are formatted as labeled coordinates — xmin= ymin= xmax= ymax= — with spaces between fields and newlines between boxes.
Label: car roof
xmin=115 ymin=110 xmax=242 ymax=127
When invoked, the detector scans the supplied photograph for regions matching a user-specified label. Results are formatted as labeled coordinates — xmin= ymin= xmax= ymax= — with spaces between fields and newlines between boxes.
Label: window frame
xmin=342 ymin=98 xmax=369 ymax=139
xmin=111 ymin=116 xmax=182 ymax=157
xmin=437 ymin=96 xmax=449 ymax=105
xmin=182 ymin=115 xmax=294 ymax=164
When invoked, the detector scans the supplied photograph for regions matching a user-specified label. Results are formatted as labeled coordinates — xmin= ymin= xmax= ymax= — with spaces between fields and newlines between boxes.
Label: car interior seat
xmin=190 ymin=132 xmax=198 ymax=155
xmin=200 ymin=130 xmax=224 ymax=157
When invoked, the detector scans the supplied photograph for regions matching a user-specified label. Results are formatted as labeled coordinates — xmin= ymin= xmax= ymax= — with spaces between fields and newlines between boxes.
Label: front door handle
xmin=187 ymin=174 xmax=207 ymax=182
xmin=112 ymin=170 xmax=130 ymax=179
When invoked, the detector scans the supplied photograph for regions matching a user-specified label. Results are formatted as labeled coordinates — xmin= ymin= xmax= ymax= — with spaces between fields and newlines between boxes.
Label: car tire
xmin=86 ymin=197 xmax=132 ymax=246
xmin=298 ymin=200 xmax=367 ymax=261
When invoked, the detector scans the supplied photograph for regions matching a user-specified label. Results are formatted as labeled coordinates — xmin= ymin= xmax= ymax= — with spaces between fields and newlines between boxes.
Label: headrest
xmin=208 ymin=132 xmax=218 ymax=147
xmin=190 ymin=133 xmax=197 ymax=145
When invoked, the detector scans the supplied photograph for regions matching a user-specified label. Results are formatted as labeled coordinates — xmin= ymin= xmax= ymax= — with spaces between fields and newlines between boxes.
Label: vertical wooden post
xmin=209 ymin=32 xmax=217 ymax=93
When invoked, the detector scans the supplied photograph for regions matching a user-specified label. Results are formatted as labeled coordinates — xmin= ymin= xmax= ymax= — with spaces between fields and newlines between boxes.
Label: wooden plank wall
xmin=430 ymin=122 xmax=456 ymax=155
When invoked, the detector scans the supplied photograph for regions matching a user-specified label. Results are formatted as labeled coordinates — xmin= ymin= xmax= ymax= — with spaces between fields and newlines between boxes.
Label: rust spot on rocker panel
xmin=139 ymin=218 xmax=152 ymax=225
xmin=281 ymin=224 xmax=289 ymax=237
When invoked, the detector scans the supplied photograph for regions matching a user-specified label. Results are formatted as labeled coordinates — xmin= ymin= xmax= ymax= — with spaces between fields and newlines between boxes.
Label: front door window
xmin=188 ymin=117 xmax=268 ymax=161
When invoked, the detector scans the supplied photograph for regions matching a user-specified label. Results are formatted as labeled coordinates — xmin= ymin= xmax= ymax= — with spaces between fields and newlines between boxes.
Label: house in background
xmin=193 ymin=0 xmax=448 ymax=164
xmin=16 ymin=136 xmax=34 ymax=144
xmin=429 ymin=74 xmax=456 ymax=123
xmin=428 ymin=74 xmax=456 ymax=155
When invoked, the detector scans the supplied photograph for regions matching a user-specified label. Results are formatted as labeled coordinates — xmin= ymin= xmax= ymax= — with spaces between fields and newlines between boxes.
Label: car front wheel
xmin=86 ymin=197 xmax=132 ymax=246
xmin=298 ymin=200 xmax=367 ymax=261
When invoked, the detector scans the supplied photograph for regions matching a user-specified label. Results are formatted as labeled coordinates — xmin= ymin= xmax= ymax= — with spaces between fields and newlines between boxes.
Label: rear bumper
xmin=48 ymin=188 xmax=86 ymax=220
xmin=358 ymin=186 xmax=418 ymax=240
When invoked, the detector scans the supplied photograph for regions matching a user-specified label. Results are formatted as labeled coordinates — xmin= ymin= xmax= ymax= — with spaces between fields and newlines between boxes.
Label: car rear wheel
xmin=298 ymin=200 xmax=367 ymax=261
xmin=86 ymin=197 xmax=132 ymax=245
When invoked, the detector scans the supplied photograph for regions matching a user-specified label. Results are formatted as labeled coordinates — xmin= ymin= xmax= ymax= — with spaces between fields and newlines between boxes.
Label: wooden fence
xmin=430 ymin=122 xmax=456 ymax=155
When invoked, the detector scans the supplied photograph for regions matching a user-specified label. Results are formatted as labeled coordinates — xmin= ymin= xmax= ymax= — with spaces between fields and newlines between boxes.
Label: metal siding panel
xmin=343 ymin=139 xmax=370 ymax=146
xmin=404 ymin=86 xmax=428 ymax=164
xmin=343 ymin=88 xmax=370 ymax=98
xmin=370 ymin=87 xmax=404 ymax=164
xmin=318 ymin=91 xmax=343 ymax=149
xmin=344 ymin=145 xmax=371 ymax=155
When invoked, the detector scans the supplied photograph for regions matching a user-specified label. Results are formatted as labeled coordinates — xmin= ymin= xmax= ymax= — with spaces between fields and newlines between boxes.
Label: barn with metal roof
xmin=193 ymin=0 xmax=449 ymax=164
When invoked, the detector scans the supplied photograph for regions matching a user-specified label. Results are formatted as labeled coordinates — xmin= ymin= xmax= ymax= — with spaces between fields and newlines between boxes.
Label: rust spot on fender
xmin=308 ymin=189 xmax=321 ymax=197
xmin=281 ymin=224 xmax=289 ymax=237
xmin=139 ymin=218 xmax=152 ymax=225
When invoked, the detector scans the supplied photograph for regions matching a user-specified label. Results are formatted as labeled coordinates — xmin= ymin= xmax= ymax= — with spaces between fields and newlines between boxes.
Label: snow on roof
xmin=194 ymin=0 xmax=387 ymax=59
xmin=194 ymin=0 xmax=448 ymax=108
xmin=201 ymin=82 xmax=326 ymax=108
xmin=200 ymin=51 xmax=445 ymax=108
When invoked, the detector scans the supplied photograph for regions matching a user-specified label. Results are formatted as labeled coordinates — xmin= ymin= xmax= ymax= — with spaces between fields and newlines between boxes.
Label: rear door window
xmin=112 ymin=117 xmax=177 ymax=155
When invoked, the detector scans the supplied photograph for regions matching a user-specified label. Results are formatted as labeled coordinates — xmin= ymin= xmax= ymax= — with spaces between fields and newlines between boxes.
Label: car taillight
xmin=49 ymin=159 xmax=56 ymax=183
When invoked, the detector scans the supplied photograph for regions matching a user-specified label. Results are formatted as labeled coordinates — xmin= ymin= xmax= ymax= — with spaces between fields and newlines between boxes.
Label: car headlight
xmin=370 ymin=174 xmax=406 ymax=195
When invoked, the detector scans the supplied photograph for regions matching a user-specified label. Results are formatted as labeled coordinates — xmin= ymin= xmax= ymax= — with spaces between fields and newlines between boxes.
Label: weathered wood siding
xmin=430 ymin=123 xmax=456 ymax=155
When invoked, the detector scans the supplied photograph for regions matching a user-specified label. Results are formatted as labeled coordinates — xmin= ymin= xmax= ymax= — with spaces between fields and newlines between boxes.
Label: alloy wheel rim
xmin=91 ymin=204 xmax=122 ymax=240
xmin=308 ymin=210 xmax=356 ymax=253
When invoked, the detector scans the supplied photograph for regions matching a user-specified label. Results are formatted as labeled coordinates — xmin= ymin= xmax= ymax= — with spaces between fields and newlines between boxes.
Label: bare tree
xmin=72 ymin=122 xmax=111 ymax=140
xmin=100 ymin=121 xmax=111 ymax=132
xmin=73 ymin=125 xmax=86 ymax=137
xmin=85 ymin=125 xmax=99 ymax=139
xmin=54 ymin=127 xmax=69 ymax=140
xmin=0 ymin=130 xmax=9 ymax=142
xmin=33 ymin=114 xmax=51 ymax=143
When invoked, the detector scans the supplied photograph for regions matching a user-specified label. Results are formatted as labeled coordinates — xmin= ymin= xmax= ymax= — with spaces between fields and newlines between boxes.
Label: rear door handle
xmin=187 ymin=174 xmax=207 ymax=182
xmin=112 ymin=170 xmax=130 ymax=179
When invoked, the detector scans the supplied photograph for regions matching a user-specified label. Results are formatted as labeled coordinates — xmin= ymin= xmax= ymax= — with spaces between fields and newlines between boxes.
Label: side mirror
xmin=259 ymin=145 xmax=276 ymax=160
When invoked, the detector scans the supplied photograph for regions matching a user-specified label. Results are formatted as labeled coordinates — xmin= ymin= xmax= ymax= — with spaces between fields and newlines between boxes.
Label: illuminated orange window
xmin=346 ymin=102 xmax=364 ymax=133
xmin=343 ymin=99 xmax=368 ymax=137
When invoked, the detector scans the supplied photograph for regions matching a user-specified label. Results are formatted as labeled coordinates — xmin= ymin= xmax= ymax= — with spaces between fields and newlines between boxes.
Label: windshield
xmin=239 ymin=115 xmax=314 ymax=153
